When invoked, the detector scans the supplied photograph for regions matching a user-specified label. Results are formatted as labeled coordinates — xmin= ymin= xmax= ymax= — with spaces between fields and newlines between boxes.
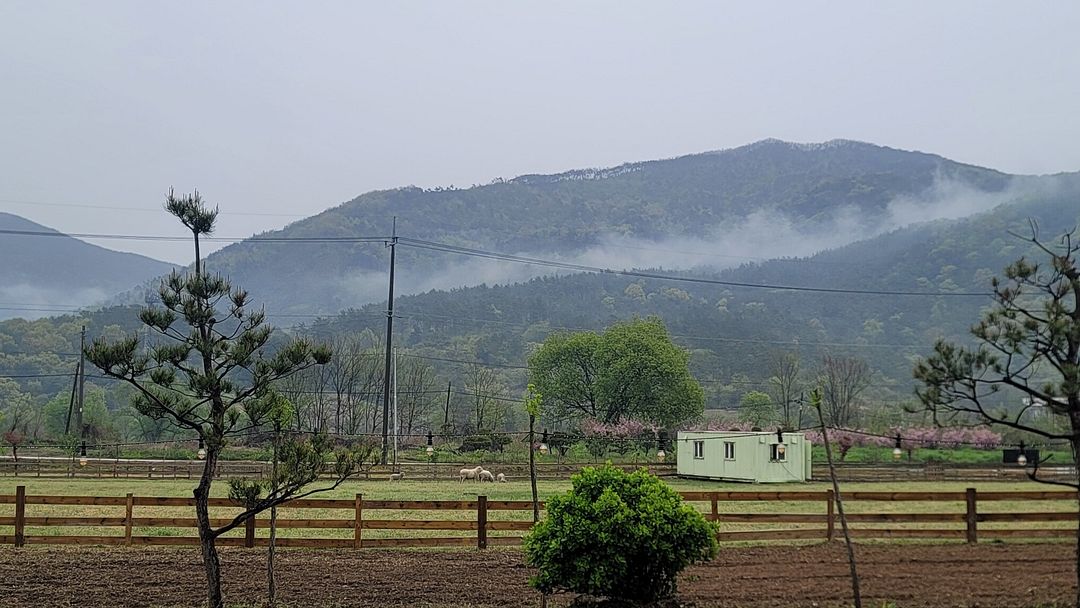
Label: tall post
xmin=76 ymin=326 xmax=86 ymax=439
xmin=64 ymin=360 xmax=79 ymax=434
xmin=392 ymin=347 xmax=399 ymax=466
xmin=380 ymin=218 xmax=398 ymax=465
xmin=444 ymin=381 xmax=452 ymax=432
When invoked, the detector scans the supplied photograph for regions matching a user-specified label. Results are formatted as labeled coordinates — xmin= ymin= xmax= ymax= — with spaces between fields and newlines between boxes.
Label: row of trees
xmin=737 ymin=353 xmax=871 ymax=430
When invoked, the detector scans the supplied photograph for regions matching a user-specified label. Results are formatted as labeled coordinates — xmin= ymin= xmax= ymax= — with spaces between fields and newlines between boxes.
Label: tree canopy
xmin=528 ymin=317 xmax=704 ymax=426
xmin=913 ymin=225 xmax=1080 ymax=607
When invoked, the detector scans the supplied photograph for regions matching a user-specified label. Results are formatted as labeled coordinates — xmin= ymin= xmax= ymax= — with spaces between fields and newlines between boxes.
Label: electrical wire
xmin=397 ymin=237 xmax=991 ymax=298
xmin=0 ymin=227 xmax=389 ymax=244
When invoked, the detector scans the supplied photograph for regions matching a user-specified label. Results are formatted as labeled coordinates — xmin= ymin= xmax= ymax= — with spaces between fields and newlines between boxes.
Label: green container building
xmin=676 ymin=431 xmax=812 ymax=483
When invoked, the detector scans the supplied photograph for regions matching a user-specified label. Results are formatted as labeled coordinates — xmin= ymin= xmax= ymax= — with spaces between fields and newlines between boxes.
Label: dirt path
xmin=0 ymin=544 xmax=1072 ymax=607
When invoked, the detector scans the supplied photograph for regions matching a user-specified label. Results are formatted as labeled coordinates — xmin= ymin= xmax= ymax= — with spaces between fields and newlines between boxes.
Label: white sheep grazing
xmin=478 ymin=469 xmax=496 ymax=483
xmin=496 ymin=472 xmax=507 ymax=483
xmin=459 ymin=465 xmax=484 ymax=482
xmin=389 ymin=471 xmax=404 ymax=482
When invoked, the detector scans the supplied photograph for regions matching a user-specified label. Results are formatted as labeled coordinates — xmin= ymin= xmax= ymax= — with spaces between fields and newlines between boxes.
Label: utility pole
xmin=443 ymin=381 xmax=452 ymax=433
xmin=76 ymin=326 xmax=86 ymax=441
xmin=380 ymin=218 xmax=398 ymax=465
xmin=392 ymin=346 xmax=399 ymax=466
xmin=64 ymin=360 xmax=79 ymax=435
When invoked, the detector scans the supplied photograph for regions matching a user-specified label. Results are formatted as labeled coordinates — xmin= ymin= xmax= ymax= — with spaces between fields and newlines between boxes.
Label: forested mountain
xmin=119 ymin=139 xmax=1013 ymax=315
xmin=297 ymin=174 xmax=1080 ymax=403
xmin=0 ymin=213 xmax=176 ymax=320
xmin=3 ymin=142 xmax=1076 ymax=443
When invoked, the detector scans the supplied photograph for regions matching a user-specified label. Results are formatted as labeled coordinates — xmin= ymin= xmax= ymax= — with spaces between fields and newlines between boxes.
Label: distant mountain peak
xmin=0 ymin=212 xmax=176 ymax=320
xmin=722 ymin=138 xmax=883 ymax=154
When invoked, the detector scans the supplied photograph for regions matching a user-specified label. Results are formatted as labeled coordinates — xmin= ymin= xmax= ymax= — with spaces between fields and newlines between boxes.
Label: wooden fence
xmin=0 ymin=458 xmax=675 ymax=480
xmin=6 ymin=458 xmax=1072 ymax=484
xmin=1 ymin=487 xmax=1077 ymax=548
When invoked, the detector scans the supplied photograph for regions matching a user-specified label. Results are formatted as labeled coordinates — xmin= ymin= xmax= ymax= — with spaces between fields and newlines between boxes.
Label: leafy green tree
xmin=914 ymin=226 xmax=1080 ymax=607
xmin=737 ymin=390 xmax=777 ymax=428
xmin=528 ymin=318 xmax=704 ymax=426
xmin=524 ymin=465 xmax=717 ymax=603
xmin=42 ymin=386 xmax=113 ymax=441
xmin=84 ymin=190 xmax=365 ymax=608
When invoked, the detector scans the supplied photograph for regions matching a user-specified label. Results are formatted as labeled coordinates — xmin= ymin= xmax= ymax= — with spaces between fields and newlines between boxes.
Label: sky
xmin=2 ymin=1 xmax=1079 ymax=264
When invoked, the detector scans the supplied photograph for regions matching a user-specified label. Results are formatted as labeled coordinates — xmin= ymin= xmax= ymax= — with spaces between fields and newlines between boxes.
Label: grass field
xmin=2 ymin=475 xmax=1076 ymax=544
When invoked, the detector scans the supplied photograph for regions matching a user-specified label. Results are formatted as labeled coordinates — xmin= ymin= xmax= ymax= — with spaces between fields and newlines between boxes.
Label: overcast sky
xmin=2 ymin=1 xmax=1078 ymax=264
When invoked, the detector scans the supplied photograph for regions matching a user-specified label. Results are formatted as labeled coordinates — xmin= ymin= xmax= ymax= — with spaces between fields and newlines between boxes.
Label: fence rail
xmin=0 ymin=458 xmax=674 ymax=480
xmin=2 ymin=487 xmax=1078 ymax=548
xmin=6 ymin=457 xmax=1073 ymax=483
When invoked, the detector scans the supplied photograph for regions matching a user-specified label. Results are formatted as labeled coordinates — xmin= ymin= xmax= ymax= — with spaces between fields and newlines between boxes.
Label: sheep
xmin=496 ymin=472 xmax=507 ymax=483
xmin=459 ymin=465 xmax=484 ymax=482
xmin=389 ymin=471 xmax=405 ymax=482
xmin=478 ymin=469 xmax=495 ymax=483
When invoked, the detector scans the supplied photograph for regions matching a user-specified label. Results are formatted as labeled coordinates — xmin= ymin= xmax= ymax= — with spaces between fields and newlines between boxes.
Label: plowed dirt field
xmin=0 ymin=544 xmax=1072 ymax=607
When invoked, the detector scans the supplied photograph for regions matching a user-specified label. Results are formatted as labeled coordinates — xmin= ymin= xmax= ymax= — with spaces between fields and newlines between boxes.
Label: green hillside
xmin=0 ymin=213 xmax=176 ymax=320
xmin=148 ymin=139 xmax=1010 ymax=315
xmin=1 ymin=145 xmax=1073 ymax=444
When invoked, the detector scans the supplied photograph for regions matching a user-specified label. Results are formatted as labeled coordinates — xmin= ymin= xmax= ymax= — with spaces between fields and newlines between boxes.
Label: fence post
xmin=826 ymin=489 xmax=835 ymax=542
xmin=14 ymin=485 xmax=26 ymax=548
xmin=710 ymin=494 xmax=719 ymax=522
xmin=477 ymin=495 xmax=488 ymax=549
xmin=245 ymin=513 xmax=256 ymax=548
xmin=354 ymin=493 xmax=363 ymax=549
xmin=125 ymin=493 xmax=134 ymax=546
xmin=965 ymin=487 xmax=978 ymax=544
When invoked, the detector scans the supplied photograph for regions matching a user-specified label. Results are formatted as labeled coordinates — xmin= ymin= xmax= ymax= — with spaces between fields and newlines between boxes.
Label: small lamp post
xmin=892 ymin=434 xmax=903 ymax=460
xmin=539 ymin=429 xmax=549 ymax=455
xmin=197 ymin=437 xmax=206 ymax=460
xmin=1017 ymin=441 xmax=1028 ymax=467
xmin=425 ymin=431 xmax=434 ymax=456
xmin=656 ymin=430 xmax=668 ymax=463
xmin=79 ymin=441 xmax=88 ymax=467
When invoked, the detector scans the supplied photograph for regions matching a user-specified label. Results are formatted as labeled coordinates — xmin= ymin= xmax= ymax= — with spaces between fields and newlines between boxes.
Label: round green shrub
xmin=524 ymin=464 xmax=718 ymax=603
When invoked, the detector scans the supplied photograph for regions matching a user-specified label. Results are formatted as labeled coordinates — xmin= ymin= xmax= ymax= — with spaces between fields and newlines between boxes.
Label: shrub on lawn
xmin=524 ymin=464 xmax=718 ymax=603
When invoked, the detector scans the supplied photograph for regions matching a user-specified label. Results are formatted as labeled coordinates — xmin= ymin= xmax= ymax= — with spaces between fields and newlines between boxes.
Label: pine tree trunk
xmin=194 ymin=449 xmax=223 ymax=608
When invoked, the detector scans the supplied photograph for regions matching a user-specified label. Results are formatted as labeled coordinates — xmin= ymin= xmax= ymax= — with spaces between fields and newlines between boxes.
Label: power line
xmin=0 ymin=197 xmax=309 ymax=218
xmin=0 ymin=227 xmax=389 ymax=244
xmin=1 ymin=225 xmax=989 ymax=297
xmin=398 ymin=237 xmax=989 ymax=298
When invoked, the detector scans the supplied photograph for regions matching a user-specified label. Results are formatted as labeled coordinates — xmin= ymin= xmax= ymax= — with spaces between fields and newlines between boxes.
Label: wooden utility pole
xmin=380 ymin=218 xmax=397 ymax=465
xmin=444 ymin=381 xmax=452 ymax=431
xmin=76 ymin=326 xmax=86 ymax=439
xmin=64 ymin=360 xmax=79 ymax=435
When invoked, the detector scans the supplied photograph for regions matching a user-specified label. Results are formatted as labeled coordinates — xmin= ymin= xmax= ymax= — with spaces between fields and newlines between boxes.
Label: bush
xmin=459 ymin=433 xmax=511 ymax=453
xmin=524 ymin=465 xmax=717 ymax=603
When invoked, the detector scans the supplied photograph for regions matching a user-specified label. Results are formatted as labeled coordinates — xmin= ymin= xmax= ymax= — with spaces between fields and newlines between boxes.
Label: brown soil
xmin=0 ymin=544 xmax=1073 ymax=607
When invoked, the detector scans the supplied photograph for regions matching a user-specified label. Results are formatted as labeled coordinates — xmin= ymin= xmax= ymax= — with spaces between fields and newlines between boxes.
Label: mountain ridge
xmin=0 ymin=212 xmax=177 ymax=320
